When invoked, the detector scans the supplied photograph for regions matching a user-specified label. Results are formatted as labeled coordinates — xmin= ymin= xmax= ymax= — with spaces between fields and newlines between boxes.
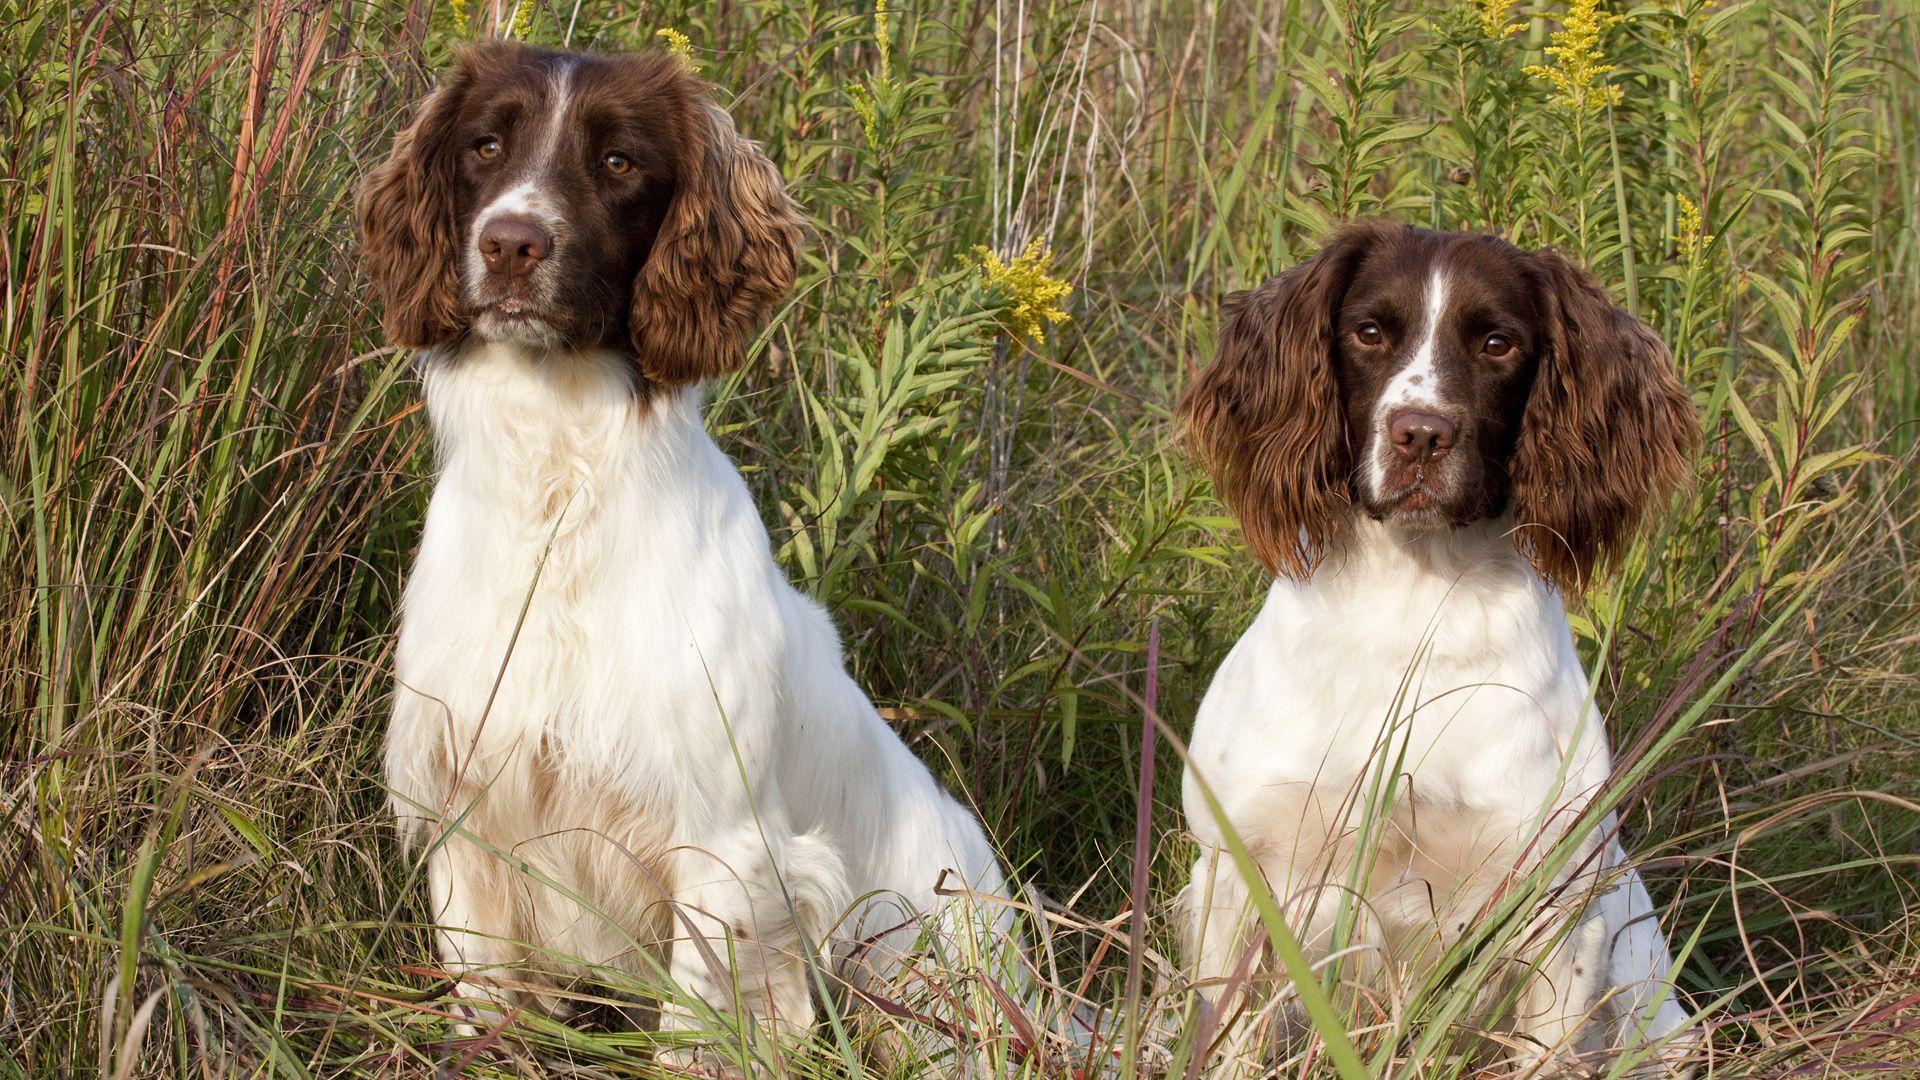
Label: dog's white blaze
xmin=1366 ymin=267 xmax=1451 ymax=496
xmin=470 ymin=61 xmax=575 ymax=238
xmin=534 ymin=62 xmax=574 ymax=171
xmin=1383 ymin=268 xmax=1450 ymax=413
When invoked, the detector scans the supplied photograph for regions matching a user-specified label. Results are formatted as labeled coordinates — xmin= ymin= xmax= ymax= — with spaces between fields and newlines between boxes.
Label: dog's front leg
xmin=428 ymin=838 xmax=527 ymax=1036
xmin=1185 ymin=845 xmax=1268 ymax=1079
xmin=1188 ymin=843 xmax=1368 ymax=1078
xmin=1187 ymin=845 xmax=1259 ymax=1008
xmin=656 ymin=823 xmax=828 ymax=1071
xmin=1511 ymin=903 xmax=1606 ymax=1075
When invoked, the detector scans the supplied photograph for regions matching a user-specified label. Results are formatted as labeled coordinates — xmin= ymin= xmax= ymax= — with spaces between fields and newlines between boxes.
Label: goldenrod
xmin=969 ymin=239 xmax=1073 ymax=344
xmin=1474 ymin=0 xmax=1524 ymax=39
xmin=1526 ymin=0 xmax=1624 ymax=111
xmin=655 ymin=28 xmax=698 ymax=72
xmin=1677 ymin=198 xmax=1713 ymax=257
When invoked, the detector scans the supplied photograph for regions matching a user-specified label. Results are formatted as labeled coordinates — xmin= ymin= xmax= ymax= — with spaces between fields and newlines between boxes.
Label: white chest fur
xmin=1185 ymin=518 xmax=1611 ymax=833
xmin=388 ymin=346 xmax=775 ymax=818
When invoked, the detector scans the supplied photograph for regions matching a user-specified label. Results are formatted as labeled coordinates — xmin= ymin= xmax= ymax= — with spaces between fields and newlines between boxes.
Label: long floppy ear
xmin=1178 ymin=226 xmax=1379 ymax=578
xmin=630 ymin=82 xmax=803 ymax=385
xmin=355 ymin=49 xmax=493 ymax=348
xmin=1510 ymin=250 xmax=1698 ymax=592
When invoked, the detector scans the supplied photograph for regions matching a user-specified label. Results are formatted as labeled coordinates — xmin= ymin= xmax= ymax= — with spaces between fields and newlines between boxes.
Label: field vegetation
xmin=4 ymin=0 xmax=1919 ymax=1074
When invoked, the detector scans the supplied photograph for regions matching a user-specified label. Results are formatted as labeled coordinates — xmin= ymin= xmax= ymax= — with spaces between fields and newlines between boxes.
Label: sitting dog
xmin=1176 ymin=222 xmax=1699 ymax=1072
xmin=357 ymin=42 xmax=1008 ymax=1061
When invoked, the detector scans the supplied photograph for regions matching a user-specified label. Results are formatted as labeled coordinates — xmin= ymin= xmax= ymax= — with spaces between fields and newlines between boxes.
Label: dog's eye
xmin=1354 ymin=322 xmax=1383 ymax=347
xmin=474 ymin=137 xmax=503 ymax=161
xmin=1482 ymin=333 xmax=1514 ymax=358
xmin=602 ymin=152 xmax=633 ymax=175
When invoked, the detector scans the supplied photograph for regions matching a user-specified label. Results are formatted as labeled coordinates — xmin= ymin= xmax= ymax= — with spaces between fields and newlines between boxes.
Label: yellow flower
xmin=969 ymin=239 xmax=1073 ymax=345
xmin=874 ymin=0 xmax=893 ymax=83
xmin=1677 ymin=199 xmax=1714 ymax=257
xmin=847 ymin=84 xmax=878 ymax=143
xmin=1525 ymin=0 xmax=1625 ymax=112
xmin=448 ymin=0 xmax=469 ymax=33
xmin=1474 ymin=0 xmax=1524 ymax=39
xmin=508 ymin=0 xmax=532 ymax=40
xmin=655 ymin=28 xmax=698 ymax=72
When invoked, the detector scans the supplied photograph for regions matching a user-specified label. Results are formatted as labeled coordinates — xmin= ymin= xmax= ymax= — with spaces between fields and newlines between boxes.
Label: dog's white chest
xmin=1186 ymin=522 xmax=1610 ymax=834
xmin=395 ymin=350 xmax=633 ymax=758
xmin=386 ymin=347 xmax=776 ymax=814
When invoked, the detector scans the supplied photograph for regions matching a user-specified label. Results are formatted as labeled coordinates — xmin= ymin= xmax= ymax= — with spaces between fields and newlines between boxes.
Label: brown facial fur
xmin=1177 ymin=225 xmax=1382 ymax=580
xmin=356 ymin=42 xmax=801 ymax=385
xmin=1179 ymin=221 xmax=1697 ymax=591
xmin=1335 ymin=229 xmax=1546 ymax=529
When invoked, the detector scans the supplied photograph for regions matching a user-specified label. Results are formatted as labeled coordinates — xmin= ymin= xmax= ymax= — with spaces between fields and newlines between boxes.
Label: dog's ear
xmin=356 ymin=46 xmax=498 ymax=348
xmin=1510 ymin=250 xmax=1698 ymax=592
xmin=629 ymin=69 xmax=803 ymax=386
xmin=1179 ymin=225 xmax=1379 ymax=578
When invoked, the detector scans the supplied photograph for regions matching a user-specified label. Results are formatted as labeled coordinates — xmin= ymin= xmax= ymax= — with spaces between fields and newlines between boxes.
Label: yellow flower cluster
xmin=1677 ymin=199 xmax=1714 ymax=257
xmin=970 ymin=238 xmax=1073 ymax=345
xmin=508 ymin=0 xmax=532 ymax=40
xmin=1526 ymin=0 xmax=1624 ymax=112
xmin=847 ymin=85 xmax=879 ymax=143
xmin=655 ymin=28 xmax=698 ymax=72
xmin=846 ymin=3 xmax=892 ymax=144
xmin=874 ymin=0 xmax=893 ymax=83
xmin=1474 ymin=0 xmax=1525 ymax=39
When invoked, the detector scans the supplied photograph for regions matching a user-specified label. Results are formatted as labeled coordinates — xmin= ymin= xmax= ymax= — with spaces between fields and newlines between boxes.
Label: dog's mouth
xmin=1390 ymin=484 xmax=1439 ymax=512
xmin=1368 ymin=464 xmax=1458 ymax=523
xmin=484 ymin=296 xmax=543 ymax=320
xmin=473 ymin=279 xmax=546 ymax=315
xmin=468 ymin=281 xmax=570 ymax=335
xmin=470 ymin=295 xmax=570 ymax=347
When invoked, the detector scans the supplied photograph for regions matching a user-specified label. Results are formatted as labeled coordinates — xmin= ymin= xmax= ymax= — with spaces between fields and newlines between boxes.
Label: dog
xmin=1176 ymin=222 xmax=1699 ymax=1073
xmin=356 ymin=42 xmax=1010 ymax=1062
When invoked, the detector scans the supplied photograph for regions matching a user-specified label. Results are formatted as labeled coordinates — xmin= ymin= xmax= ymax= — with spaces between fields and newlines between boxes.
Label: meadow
xmin=4 ymin=0 xmax=1919 ymax=1074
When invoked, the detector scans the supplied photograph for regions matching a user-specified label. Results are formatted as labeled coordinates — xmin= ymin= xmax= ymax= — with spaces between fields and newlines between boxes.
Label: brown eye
xmin=1354 ymin=322 xmax=1383 ymax=347
xmin=474 ymin=137 xmax=502 ymax=161
xmin=602 ymin=152 xmax=633 ymax=175
xmin=1482 ymin=333 xmax=1513 ymax=358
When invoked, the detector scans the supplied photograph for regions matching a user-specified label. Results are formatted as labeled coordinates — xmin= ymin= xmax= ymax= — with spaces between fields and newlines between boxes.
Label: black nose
xmin=478 ymin=216 xmax=552 ymax=278
xmin=1389 ymin=410 xmax=1458 ymax=462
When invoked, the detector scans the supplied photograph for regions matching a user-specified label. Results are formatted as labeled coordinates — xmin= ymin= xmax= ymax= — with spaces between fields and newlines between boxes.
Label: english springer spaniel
xmin=1177 ymin=222 xmax=1700 ymax=1073
xmin=357 ymin=43 xmax=1007 ymax=1062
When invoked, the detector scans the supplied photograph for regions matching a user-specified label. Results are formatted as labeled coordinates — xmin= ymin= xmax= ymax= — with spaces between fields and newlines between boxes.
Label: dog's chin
xmin=472 ymin=304 xmax=566 ymax=349
xmin=1364 ymin=484 xmax=1470 ymax=532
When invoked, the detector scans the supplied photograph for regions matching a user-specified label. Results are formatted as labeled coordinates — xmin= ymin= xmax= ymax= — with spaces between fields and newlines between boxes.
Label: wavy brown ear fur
xmin=1510 ymin=250 xmax=1698 ymax=592
xmin=1179 ymin=226 xmax=1381 ymax=578
xmin=630 ymin=82 xmax=803 ymax=385
xmin=356 ymin=50 xmax=489 ymax=348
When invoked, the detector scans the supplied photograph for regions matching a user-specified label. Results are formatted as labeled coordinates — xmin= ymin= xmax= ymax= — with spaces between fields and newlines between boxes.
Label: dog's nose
xmin=1389 ymin=410 xmax=1458 ymax=462
xmin=478 ymin=216 xmax=552 ymax=278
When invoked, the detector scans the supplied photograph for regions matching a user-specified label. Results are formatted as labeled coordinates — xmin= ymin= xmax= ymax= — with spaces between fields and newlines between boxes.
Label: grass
xmin=4 ymin=0 xmax=1919 ymax=1074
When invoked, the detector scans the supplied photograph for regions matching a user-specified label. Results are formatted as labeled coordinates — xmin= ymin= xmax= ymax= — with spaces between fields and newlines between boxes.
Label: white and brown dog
xmin=358 ymin=42 xmax=1008 ymax=1058
xmin=1178 ymin=222 xmax=1700 ymax=1072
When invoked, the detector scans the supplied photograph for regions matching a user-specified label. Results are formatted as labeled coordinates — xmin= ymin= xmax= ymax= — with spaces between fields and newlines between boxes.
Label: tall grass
xmin=3 ymin=0 xmax=1917 ymax=1075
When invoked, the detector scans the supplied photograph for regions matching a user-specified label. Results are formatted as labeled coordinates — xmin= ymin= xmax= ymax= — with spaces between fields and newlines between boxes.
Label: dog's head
xmin=1179 ymin=222 xmax=1697 ymax=590
xmin=356 ymin=42 xmax=801 ymax=384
